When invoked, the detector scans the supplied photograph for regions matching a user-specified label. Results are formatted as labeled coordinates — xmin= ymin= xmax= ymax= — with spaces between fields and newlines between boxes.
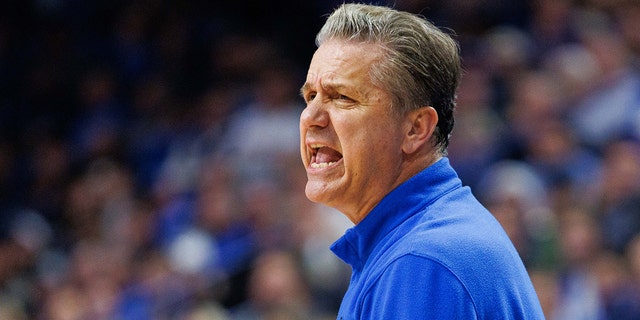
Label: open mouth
xmin=310 ymin=144 xmax=343 ymax=168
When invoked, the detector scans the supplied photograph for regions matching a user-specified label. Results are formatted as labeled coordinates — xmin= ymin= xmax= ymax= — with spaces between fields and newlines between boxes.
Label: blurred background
xmin=0 ymin=0 xmax=639 ymax=319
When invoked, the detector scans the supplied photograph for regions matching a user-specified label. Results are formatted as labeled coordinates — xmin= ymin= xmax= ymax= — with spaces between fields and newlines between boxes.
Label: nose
xmin=300 ymin=100 xmax=329 ymax=129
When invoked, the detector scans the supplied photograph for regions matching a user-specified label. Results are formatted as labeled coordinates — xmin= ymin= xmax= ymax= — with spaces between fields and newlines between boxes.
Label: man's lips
xmin=309 ymin=143 xmax=343 ymax=169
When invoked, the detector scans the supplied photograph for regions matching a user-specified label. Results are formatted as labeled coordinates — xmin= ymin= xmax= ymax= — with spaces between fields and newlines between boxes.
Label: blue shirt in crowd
xmin=331 ymin=158 xmax=545 ymax=319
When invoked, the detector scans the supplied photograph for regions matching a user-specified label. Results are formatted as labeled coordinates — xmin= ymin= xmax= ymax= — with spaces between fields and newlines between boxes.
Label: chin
xmin=304 ymin=181 xmax=335 ymax=205
xmin=304 ymin=184 xmax=323 ymax=203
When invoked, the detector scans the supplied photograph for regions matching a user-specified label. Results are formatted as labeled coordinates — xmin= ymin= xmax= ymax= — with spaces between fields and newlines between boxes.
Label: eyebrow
xmin=300 ymin=80 xmax=348 ymax=96
xmin=299 ymin=82 xmax=312 ymax=98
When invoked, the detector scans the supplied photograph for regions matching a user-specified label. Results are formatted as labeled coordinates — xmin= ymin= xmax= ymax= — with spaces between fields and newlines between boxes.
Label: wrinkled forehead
xmin=303 ymin=41 xmax=383 ymax=90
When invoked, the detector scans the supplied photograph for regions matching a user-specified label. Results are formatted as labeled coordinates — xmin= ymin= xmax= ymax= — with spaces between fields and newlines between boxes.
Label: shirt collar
xmin=330 ymin=157 xmax=461 ymax=271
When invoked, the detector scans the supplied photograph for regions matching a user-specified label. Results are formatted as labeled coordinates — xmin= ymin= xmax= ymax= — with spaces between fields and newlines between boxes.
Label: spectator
xmin=553 ymin=207 xmax=606 ymax=320
xmin=597 ymin=140 xmax=640 ymax=253
xmin=230 ymin=250 xmax=316 ymax=320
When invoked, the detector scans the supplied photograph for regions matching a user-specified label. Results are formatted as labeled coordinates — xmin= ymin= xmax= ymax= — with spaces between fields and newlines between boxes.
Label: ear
xmin=402 ymin=106 xmax=438 ymax=154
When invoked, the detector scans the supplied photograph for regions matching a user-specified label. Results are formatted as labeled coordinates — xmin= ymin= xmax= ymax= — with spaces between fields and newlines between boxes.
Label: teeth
xmin=310 ymin=162 xmax=336 ymax=168
xmin=308 ymin=143 xmax=338 ymax=169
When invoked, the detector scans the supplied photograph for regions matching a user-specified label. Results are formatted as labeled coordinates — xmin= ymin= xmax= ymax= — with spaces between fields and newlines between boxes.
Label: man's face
xmin=300 ymin=40 xmax=408 ymax=223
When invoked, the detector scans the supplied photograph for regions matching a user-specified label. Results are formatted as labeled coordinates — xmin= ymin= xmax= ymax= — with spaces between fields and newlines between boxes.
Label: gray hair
xmin=316 ymin=3 xmax=461 ymax=151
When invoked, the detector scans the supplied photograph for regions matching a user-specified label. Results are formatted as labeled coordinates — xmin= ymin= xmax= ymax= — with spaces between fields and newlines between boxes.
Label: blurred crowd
xmin=0 ymin=0 xmax=640 ymax=319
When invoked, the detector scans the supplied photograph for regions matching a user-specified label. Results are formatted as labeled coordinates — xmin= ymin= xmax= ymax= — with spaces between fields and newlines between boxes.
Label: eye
xmin=335 ymin=94 xmax=355 ymax=104
xmin=305 ymin=92 xmax=317 ymax=103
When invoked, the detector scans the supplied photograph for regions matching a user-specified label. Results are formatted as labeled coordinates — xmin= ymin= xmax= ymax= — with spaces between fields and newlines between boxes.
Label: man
xmin=299 ymin=3 xmax=544 ymax=319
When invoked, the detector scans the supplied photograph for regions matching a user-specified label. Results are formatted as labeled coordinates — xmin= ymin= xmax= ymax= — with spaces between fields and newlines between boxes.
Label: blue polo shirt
xmin=331 ymin=158 xmax=544 ymax=319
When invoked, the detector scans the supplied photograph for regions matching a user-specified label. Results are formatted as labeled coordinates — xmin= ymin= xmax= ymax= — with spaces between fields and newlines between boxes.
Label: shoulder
xmin=359 ymin=205 xmax=543 ymax=318
xmin=361 ymin=253 xmax=478 ymax=319
xmin=361 ymin=251 xmax=544 ymax=319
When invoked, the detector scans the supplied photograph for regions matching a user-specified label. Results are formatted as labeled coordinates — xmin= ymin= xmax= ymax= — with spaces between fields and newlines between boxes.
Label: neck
xmin=346 ymin=151 xmax=443 ymax=224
